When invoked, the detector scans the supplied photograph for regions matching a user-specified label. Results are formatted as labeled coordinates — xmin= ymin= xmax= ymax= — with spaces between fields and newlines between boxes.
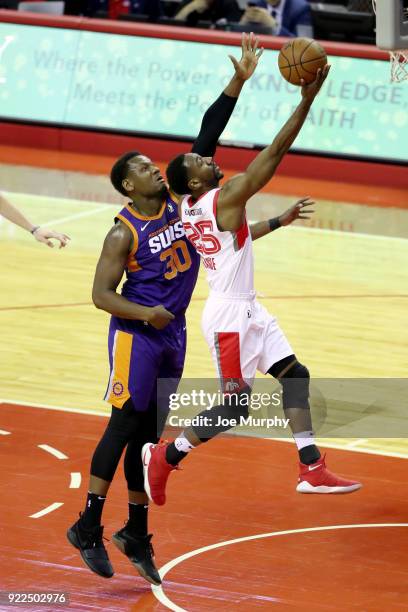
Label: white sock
xmin=293 ymin=430 xmax=316 ymax=451
xmin=174 ymin=435 xmax=194 ymax=453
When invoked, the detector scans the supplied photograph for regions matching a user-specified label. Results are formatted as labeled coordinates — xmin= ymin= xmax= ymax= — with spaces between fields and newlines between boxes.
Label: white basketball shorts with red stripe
xmin=202 ymin=291 xmax=294 ymax=389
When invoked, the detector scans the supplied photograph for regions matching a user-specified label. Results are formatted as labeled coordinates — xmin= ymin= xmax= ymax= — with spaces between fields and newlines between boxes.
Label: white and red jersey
xmin=181 ymin=187 xmax=254 ymax=296
xmin=182 ymin=187 xmax=293 ymax=386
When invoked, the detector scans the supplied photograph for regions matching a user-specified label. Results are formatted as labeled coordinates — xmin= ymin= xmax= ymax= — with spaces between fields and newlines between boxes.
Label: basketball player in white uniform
xmin=143 ymin=65 xmax=361 ymax=505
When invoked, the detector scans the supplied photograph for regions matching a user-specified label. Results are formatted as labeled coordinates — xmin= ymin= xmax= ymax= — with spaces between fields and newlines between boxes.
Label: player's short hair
xmin=110 ymin=150 xmax=141 ymax=196
xmin=166 ymin=154 xmax=189 ymax=196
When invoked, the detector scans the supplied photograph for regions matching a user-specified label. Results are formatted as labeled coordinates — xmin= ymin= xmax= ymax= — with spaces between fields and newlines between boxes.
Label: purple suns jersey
xmin=115 ymin=194 xmax=200 ymax=323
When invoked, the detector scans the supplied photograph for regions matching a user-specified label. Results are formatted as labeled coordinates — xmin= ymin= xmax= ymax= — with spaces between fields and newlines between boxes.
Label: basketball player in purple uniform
xmin=67 ymin=34 xmax=263 ymax=585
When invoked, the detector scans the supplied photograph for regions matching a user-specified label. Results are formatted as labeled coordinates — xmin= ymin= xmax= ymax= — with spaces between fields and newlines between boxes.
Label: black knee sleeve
xmin=123 ymin=404 xmax=159 ymax=492
xmin=124 ymin=440 xmax=145 ymax=492
xmin=192 ymin=386 xmax=251 ymax=441
xmin=90 ymin=399 xmax=140 ymax=482
xmin=280 ymin=362 xmax=310 ymax=410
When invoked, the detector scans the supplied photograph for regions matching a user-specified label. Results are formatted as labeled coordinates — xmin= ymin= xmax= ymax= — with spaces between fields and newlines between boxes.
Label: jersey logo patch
xmin=225 ymin=380 xmax=240 ymax=392
xmin=112 ymin=381 xmax=124 ymax=397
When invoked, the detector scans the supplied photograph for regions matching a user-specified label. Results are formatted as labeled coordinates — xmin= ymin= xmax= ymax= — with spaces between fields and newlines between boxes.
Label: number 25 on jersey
xmin=183 ymin=221 xmax=221 ymax=255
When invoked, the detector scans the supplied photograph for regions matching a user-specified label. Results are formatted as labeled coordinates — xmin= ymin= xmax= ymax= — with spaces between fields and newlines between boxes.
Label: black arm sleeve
xmin=191 ymin=92 xmax=238 ymax=157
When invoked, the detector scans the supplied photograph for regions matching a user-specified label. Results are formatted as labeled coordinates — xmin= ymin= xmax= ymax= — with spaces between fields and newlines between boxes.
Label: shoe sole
xmin=142 ymin=443 xmax=154 ymax=503
xmin=296 ymin=481 xmax=362 ymax=494
xmin=66 ymin=528 xmax=114 ymax=579
xmin=112 ymin=533 xmax=161 ymax=586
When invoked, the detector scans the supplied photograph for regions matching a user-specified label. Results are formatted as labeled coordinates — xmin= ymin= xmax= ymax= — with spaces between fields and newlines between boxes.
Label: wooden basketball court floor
xmin=0 ymin=148 xmax=407 ymax=611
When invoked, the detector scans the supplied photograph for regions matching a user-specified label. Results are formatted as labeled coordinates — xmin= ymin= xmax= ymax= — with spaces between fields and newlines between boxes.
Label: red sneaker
xmin=142 ymin=442 xmax=177 ymax=506
xmin=296 ymin=454 xmax=362 ymax=494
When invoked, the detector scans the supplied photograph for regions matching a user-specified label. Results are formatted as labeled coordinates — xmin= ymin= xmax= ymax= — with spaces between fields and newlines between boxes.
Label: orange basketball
xmin=278 ymin=38 xmax=327 ymax=86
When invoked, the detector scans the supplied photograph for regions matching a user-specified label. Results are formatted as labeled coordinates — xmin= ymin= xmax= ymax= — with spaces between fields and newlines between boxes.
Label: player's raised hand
xmin=229 ymin=32 xmax=264 ymax=82
xmin=33 ymin=227 xmax=71 ymax=248
xmin=301 ymin=64 xmax=331 ymax=102
xmin=148 ymin=305 xmax=175 ymax=330
xmin=279 ymin=197 xmax=315 ymax=226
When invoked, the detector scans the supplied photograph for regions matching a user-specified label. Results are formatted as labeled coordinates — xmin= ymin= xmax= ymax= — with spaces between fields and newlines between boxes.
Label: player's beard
xmin=156 ymin=183 xmax=168 ymax=198
xmin=213 ymin=163 xmax=223 ymax=180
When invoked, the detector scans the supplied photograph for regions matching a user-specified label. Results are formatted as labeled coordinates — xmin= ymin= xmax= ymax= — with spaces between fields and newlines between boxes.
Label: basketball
xmin=278 ymin=38 xmax=328 ymax=86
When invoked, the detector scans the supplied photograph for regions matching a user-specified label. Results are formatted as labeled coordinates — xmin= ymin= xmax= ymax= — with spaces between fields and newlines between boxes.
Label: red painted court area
xmin=0 ymin=402 xmax=407 ymax=611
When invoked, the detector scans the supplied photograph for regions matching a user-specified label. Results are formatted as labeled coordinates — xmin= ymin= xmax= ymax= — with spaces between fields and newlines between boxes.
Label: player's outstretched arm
xmin=0 ymin=193 xmax=70 ymax=248
xmin=191 ymin=32 xmax=263 ymax=158
xmin=217 ymin=66 xmax=329 ymax=231
xmin=92 ymin=223 xmax=174 ymax=330
xmin=249 ymin=197 xmax=315 ymax=240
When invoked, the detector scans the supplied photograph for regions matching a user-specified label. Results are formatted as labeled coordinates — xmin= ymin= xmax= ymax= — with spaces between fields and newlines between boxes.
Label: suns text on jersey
xmin=148 ymin=220 xmax=185 ymax=254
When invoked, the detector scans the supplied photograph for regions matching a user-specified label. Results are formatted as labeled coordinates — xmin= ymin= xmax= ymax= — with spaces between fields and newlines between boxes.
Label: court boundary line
xmin=29 ymin=502 xmax=64 ymax=520
xmin=1 ymin=398 xmax=407 ymax=460
xmin=281 ymin=224 xmax=408 ymax=244
xmin=41 ymin=205 xmax=110 ymax=227
xmin=0 ymin=302 xmax=92 ymax=312
xmin=262 ymin=436 xmax=408 ymax=459
xmin=2 ymin=191 xmax=407 ymax=243
xmin=1 ymin=294 xmax=408 ymax=313
xmin=2 ymin=189 xmax=118 ymax=210
xmin=69 ymin=472 xmax=81 ymax=489
xmin=38 ymin=444 xmax=68 ymax=460
xmin=251 ymin=218 xmax=408 ymax=244
xmin=0 ymin=398 xmax=109 ymax=418
xmin=152 ymin=523 xmax=408 ymax=611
